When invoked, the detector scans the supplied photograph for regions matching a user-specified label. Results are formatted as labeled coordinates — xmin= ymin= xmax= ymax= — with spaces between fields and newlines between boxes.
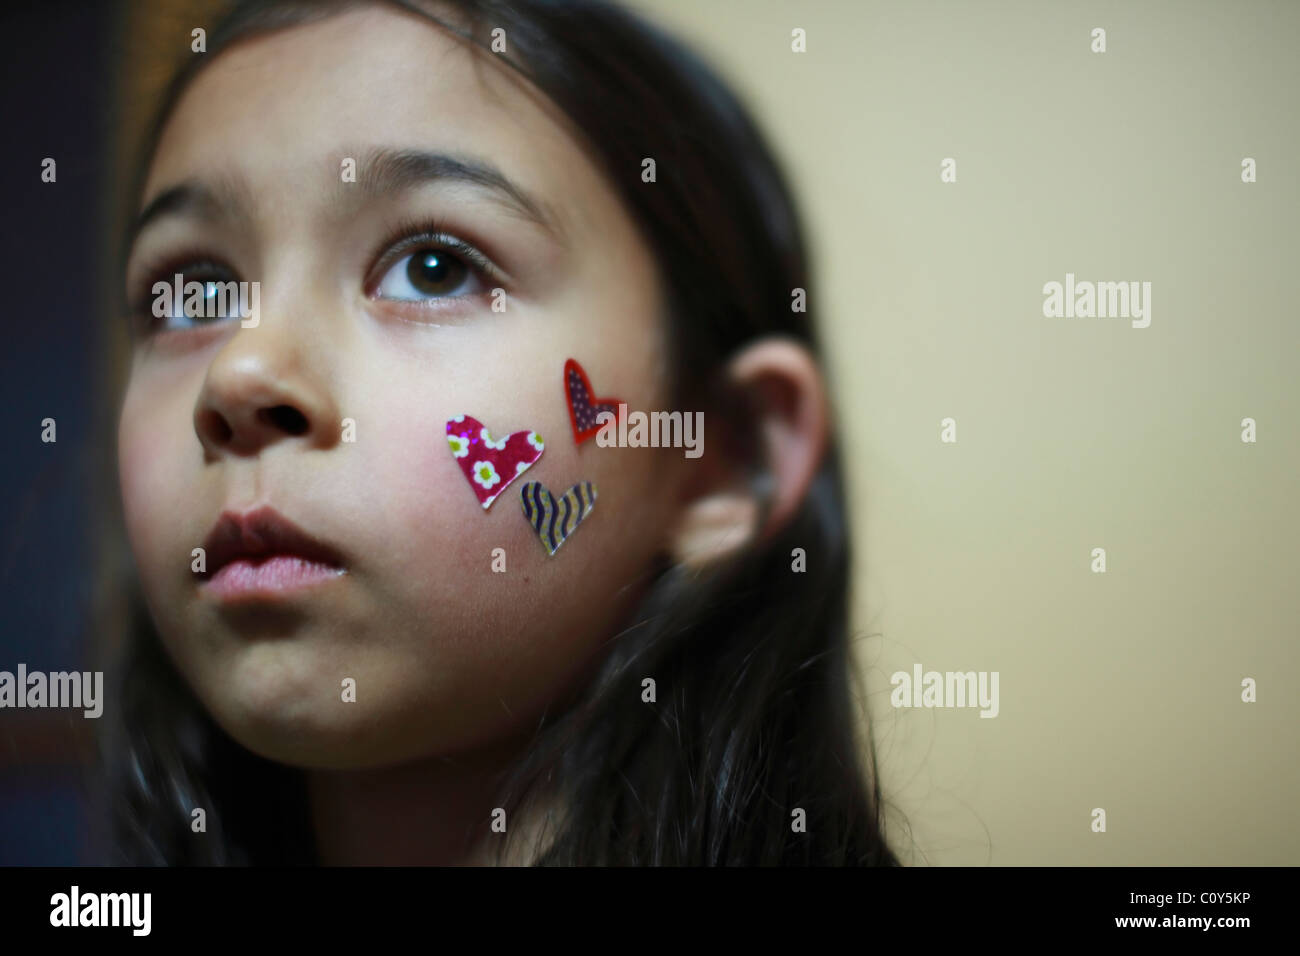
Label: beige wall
xmin=623 ymin=0 xmax=1300 ymax=864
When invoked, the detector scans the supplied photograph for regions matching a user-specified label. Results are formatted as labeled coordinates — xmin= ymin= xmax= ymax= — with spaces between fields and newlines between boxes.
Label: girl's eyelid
xmin=365 ymin=217 xmax=512 ymax=294
xmin=127 ymin=253 xmax=239 ymax=316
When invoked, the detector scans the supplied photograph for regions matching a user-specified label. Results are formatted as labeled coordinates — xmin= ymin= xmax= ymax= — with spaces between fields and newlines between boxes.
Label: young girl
xmin=102 ymin=0 xmax=900 ymax=865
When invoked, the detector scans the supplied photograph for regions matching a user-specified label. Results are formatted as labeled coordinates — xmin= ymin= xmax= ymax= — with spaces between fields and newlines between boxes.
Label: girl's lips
xmin=202 ymin=554 xmax=346 ymax=601
xmin=198 ymin=504 xmax=348 ymax=601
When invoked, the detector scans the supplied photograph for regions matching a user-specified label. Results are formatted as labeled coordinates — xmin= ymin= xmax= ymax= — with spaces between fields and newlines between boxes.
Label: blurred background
xmin=2 ymin=0 xmax=1297 ymax=864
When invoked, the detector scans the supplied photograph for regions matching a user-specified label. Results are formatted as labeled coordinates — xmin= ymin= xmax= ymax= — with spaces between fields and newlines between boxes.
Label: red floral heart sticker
xmin=446 ymin=415 xmax=545 ymax=509
xmin=564 ymin=358 xmax=623 ymax=445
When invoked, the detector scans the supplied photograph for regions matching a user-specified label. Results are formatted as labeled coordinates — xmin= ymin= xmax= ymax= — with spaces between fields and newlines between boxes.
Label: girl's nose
xmin=193 ymin=324 xmax=341 ymax=459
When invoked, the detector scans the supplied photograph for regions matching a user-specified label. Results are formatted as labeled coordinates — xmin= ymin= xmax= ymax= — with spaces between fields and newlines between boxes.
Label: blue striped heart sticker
xmin=520 ymin=480 xmax=597 ymax=556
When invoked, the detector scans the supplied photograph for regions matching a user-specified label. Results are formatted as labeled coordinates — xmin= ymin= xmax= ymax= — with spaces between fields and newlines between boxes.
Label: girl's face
xmin=118 ymin=4 xmax=684 ymax=769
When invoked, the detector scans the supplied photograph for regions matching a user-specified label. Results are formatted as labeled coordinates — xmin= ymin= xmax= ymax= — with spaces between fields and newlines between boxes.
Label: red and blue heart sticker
xmin=564 ymin=358 xmax=623 ymax=445
xmin=446 ymin=415 xmax=544 ymax=509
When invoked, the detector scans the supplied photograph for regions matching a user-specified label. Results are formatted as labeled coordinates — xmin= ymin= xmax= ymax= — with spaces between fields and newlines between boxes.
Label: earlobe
xmin=666 ymin=337 xmax=829 ymax=567
xmin=669 ymin=492 xmax=762 ymax=569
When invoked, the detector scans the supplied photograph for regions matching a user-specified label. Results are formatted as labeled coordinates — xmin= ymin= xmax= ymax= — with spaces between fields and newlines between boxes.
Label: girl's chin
xmin=217 ymin=718 xmax=441 ymax=771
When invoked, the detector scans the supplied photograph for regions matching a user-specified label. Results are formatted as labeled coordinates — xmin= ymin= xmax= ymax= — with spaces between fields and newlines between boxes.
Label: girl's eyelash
xmin=368 ymin=215 xmax=503 ymax=292
xmin=129 ymin=253 xmax=236 ymax=329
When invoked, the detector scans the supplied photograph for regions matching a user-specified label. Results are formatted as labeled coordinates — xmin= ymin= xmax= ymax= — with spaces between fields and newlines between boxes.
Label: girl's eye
xmin=141 ymin=263 xmax=245 ymax=332
xmin=374 ymin=245 xmax=487 ymax=302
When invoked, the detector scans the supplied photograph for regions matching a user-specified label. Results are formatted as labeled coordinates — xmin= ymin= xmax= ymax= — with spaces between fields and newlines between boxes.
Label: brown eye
xmin=410 ymin=249 xmax=466 ymax=294
xmin=377 ymin=246 xmax=479 ymax=301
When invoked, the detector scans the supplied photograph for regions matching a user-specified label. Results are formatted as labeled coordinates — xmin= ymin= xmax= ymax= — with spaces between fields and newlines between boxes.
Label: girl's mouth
xmin=198 ymin=504 xmax=347 ymax=602
xmin=203 ymin=555 xmax=347 ymax=600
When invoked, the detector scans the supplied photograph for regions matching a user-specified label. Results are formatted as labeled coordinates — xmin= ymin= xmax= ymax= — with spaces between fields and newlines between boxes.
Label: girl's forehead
xmin=144 ymin=4 xmax=585 ymax=214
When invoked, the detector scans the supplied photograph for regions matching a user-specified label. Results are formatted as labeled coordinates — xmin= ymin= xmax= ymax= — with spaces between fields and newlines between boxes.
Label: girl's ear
xmin=667 ymin=337 xmax=830 ymax=568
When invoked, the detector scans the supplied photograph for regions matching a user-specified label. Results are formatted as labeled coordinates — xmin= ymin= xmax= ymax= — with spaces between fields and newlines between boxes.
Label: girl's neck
xmin=306 ymin=732 xmax=540 ymax=866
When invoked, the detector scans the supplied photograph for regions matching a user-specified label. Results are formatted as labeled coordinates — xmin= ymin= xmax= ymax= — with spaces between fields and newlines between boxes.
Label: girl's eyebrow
xmin=128 ymin=173 xmax=253 ymax=251
xmin=352 ymin=146 xmax=567 ymax=244
xmin=128 ymin=146 xmax=568 ymax=251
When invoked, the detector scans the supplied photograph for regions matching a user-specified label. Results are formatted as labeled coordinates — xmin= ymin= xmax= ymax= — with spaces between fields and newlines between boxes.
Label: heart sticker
xmin=564 ymin=358 xmax=623 ymax=445
xmin=520 ymin=480 xmax=597 ymax=555
xmin=446 ymin=415 xmax=545 ymax=509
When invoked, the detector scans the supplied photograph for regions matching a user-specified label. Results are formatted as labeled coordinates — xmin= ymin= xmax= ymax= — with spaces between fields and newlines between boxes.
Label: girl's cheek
xmin=117 ymin=381 xmax=205 ymax=659
xmin=363 ymin=405 xmax=568 ymax=577
xmin=117 ymin=385 xmax=177 ymax=568
xmin=364 ymin=387 xmax=654 ymax=611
